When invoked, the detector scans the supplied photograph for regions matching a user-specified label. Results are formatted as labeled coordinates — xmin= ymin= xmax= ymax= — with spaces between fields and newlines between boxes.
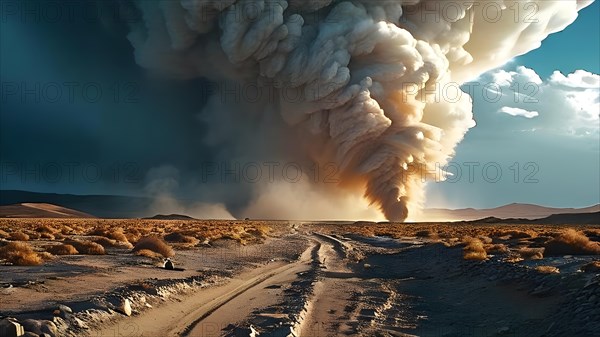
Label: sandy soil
xmin=1 ymin=222 xmax=599 ymax=337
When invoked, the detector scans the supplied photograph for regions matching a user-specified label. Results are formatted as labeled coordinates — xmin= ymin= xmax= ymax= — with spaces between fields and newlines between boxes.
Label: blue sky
xmin=426 ymin=2 xmax=600 ymax=209
xmin=515 ymin=1 xmax=600 ymax=77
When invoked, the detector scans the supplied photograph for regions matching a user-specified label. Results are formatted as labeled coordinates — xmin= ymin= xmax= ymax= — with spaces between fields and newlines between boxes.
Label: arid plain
xmin=1 ymin=217 xmax=599 ymax=337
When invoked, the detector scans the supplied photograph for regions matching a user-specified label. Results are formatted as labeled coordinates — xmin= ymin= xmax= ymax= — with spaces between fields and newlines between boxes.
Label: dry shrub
xmin=477 ymin=236 xmax=493 ymax=244
xmin=0 ymin=229 xmax=9 ymax=239
xmin=27 ymin=231 xmax=40 ymax=240
xmin=536 ymin=265 xmax=559 ymax=274
xmin=132 ymin=237 xmax=174 ymax=258
xmin=164 ymin=232 xmax=199 ymax=245
xmin=246 ymin=225 xmax=271 ymax=239
xmin=60 ymin=225 xmax=74 ymax=234
xmin=108 ymin=229 xmax=129 ymax=243
xmin=544 ymin=229 xmax=600 ymax=256
xmin=134 ymin=249 xmax=161 ymax=259
xmin=92 ymin=237 xmax=117 ymax=247
xmin=87 ymin=227 xmax=108 ymax=236
xmin=40 ymin=232 xmax=55 ymax=240
xmin=38 ymin=251 xmax=54 ymax=261
xmin=36 ymin=224 xmax=56 ymax=234
xmin=517 ymin=247 xmax=544 ymax=260
xmin=93 ymin=236 xmax=133 ymax=249
xmin=584 ymin=230 xmax=600 ymax=242
xmin=0 ymin=242 xmax=42 ymax=266
xmin=10 ymin=231 xmax=30 ymax=241
xmin=485 ymin=243 xmax=509 ymax=255
xmin=581 ymin=261 xmax=600 ymax=273
xmin=125 ymin=231 xmax=142 ymax=245
xmin=67 ymin=240 xmax=106 ymax=255
xmin=500 ymin=230 xmax=535 ymax=239
xmin=462 ymin=237 xmax=487 ymax=261
xmin=46 ymin=244 xmax=79 ymax=255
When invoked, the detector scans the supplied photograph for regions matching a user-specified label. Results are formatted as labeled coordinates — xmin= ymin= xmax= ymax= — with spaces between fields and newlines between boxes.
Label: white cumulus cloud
xmin=498 ymin=106 xmax=539 ymax=118
xmin=474 ymin=66 xmax=599 ymax=137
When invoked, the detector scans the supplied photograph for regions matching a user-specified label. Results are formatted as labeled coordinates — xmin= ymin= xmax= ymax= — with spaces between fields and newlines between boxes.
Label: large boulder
xmin=0 ymin=318 xmax=25 ymax=337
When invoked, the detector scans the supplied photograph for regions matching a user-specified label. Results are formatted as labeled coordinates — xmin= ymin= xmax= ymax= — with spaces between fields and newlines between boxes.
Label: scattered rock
xmin=164 ymin=258 xmax=174 ymax=270
xmin=50 ymin=317 xmax=68 ymax=332
xmin=70 ymin=317 xmax=89 ymax=330
xmin=20 ymin=319 xmax=42 ymax=335
xmin=57 ymin=304 xmax=72 ymax=314
xmin=249 ymin=325 xmax=260 ymax=337
xmin=0 ymin=317 xmax=25 ymax=337
xmin=119 ymin=298 xmax=133 ymax=316
xmin=40 ymin=320 xmax=57 ymax=337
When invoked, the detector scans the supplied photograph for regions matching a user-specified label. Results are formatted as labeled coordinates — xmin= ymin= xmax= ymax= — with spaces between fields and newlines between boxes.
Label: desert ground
xmin=1 ymin=219 xmax=600 ymax=337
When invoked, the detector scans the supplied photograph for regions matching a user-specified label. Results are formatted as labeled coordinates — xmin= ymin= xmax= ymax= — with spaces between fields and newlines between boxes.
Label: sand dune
xmin=0 ymin=203 xmax=95 ymax=218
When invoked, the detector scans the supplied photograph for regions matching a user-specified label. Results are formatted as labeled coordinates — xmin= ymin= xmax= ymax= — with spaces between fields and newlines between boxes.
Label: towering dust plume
xmin=122 ymin=0 xmax=592 ymax=221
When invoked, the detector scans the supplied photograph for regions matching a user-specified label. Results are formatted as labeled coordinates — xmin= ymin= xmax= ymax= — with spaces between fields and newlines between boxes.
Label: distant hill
xmin=1 ymin=190 xmax=598 ymax=222
xmin=0 ymin=190 xmax=153 ymax=218
xmin=0 ymin=203 xmax=95 ymax=218
xmin=469 ymin=212 xmax=600 ymax=225
xmin=144 ymin=214 xmax=197 ymax=220
xmin=423 ymin=203 xmax=600 ymax=222
xmin=537 ymin=211 xmax=600 ymax=224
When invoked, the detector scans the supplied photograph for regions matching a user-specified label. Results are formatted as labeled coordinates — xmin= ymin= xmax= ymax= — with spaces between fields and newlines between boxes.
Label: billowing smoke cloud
xmin=119 ymin=0 xmax=592 ymax=221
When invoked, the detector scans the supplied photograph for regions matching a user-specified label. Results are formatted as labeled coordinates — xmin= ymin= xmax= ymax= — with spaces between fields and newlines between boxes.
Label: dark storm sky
xmin=1 ymin=0 xmax=598 ymax=211
xmin=1 ymin=1 xmax=225 ymax=200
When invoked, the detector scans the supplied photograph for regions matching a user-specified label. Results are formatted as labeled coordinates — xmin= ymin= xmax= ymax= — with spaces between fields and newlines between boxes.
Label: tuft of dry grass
xmin=67 ymin=240 xmax=106 ymax=255
xmin=484 ymin=243 xmax=509 ymax=255
xmin=583 ymin=229 xmax=600 ymax=240
xmin=477 ymin=236 xmax=493 ymax=244
xmin=132 ymin=237 xmax=174 ymax=258
xmin=9 ymin=231 xmax=30 ymax=241
xmin=93 ymin=237 xmax=117 ymax=247
xmin=245 ymin=225 xmax=271 ymax=241
xmin=164 ymin=232 xmax=199 ymax=245
xmin=108 ymin=229 xmax=129 ymax=243
xmin=535 ymin=265 xmax=560 ymax=274
xmin=517 ymin=247 xmax=544 ymax=260
xmin=93 ymin=236 xmax=134 ymax=249
xmin=462 ymin=237 xmax=488 ymax=261
xmin=38 ymin=251 xmax=54 ymax=261
xmin=134 ymin=249 xmax=161 ymax=259
xmin=498 ymin=230 xmax=536 ymax=239
xmin=45 ymin=244 xmax=79 ymax=255
xmin=0 ymin=229 xmax=9 ymax=239
xmin=0 ymin=242 xmax=43 ymax=266
xmin=36 ymin=224 xmax=56 ymax=234
xmin=544 ymin=229 xmax=600 ymax=256
xmin=40 ymin=232 xmax=55 ymax=240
